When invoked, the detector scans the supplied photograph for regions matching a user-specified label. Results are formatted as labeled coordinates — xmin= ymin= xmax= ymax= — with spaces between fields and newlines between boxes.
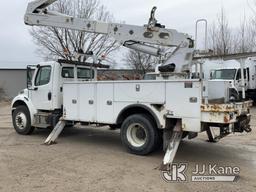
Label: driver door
xmin=30 ymin=65 xmax=54 ymax=110
xmin=235 ymin=69 xmax=249 ymax=92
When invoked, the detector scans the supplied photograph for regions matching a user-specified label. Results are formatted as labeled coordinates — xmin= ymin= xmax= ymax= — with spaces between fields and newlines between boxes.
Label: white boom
xmin=25 ymin=0 xmax=194 ymax=60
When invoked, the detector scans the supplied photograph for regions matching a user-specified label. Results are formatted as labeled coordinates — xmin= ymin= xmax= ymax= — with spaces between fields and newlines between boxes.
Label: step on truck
xmin=11 ymin=0 xmax=253 ymax=168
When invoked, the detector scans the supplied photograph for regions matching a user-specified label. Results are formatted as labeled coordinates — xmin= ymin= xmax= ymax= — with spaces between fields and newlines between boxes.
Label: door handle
xmin=34 ymin=87 xmax=38 ymax=91
xmin=107 ymin=100 xmax=112 ymax=105
xmin=48 ymin=92 xmax=52 ymax=101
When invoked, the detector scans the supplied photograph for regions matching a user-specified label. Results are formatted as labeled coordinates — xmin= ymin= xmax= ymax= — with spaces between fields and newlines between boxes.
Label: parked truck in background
xmin=210 ymin=58 xmax=256 ymax=102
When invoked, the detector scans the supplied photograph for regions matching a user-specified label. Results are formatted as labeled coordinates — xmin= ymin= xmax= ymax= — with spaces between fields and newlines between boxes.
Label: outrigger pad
xmin=44 ymin=120 xmax=66 ymax=145
xmin=160 ymin=121 xmax=182 ymax=171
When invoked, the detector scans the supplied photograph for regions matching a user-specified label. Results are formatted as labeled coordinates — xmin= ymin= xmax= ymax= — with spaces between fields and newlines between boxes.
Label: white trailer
xmin=11 ymin=0 xmax=253 ymax=168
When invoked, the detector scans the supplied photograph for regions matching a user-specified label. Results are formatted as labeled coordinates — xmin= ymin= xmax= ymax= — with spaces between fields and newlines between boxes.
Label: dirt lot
xmin=0 ymin=102 xmax=256 ymax=192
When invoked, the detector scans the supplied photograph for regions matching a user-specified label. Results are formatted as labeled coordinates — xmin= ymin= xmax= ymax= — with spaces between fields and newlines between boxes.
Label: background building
xmin=0 ymin=68 xmax=27 ymax=100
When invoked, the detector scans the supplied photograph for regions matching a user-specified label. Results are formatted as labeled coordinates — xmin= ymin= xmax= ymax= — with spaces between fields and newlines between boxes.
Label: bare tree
xmin=208 ymin=8 xmax=233 ymax=55
xmin=236 ymin=15 xmax=255 ymax=53
xmin=123 ymin=50 xmax=159 ymax=75
xmin=209 ymin=7 xmax=256 ymax=55
xmin=30 ymin=0 xmax=119 ymax=65
xmin=246 ymin=0 xmax=256 ymax=51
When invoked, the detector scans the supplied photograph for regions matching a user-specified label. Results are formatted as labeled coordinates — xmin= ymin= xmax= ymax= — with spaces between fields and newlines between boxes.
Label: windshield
xmin=212 ymin=69 xmax=236 ymax=80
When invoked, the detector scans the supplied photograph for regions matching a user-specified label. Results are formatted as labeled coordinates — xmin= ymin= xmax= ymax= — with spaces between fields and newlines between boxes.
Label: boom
xmin=25 ymin=0 xmax=196 ymax=73
xmin=25 ymin=0 xmax=193 ymax=56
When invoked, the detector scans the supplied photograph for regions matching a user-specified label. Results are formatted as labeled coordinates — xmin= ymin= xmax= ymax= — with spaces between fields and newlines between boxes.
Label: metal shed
xmin=0 ymin=68 xmax=27 ymax=99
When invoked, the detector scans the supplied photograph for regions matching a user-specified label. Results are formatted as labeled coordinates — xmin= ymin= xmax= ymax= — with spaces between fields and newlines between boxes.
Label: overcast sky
xmin=0 ymin=0 xmax=254 ymax=68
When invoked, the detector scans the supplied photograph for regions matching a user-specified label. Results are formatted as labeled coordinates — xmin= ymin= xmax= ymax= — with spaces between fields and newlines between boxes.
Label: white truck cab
xmin=28 ymin=61 xmax=96 ymax=110
xmin=210 ymin=58 xmax=256 ymax=102
xmin=12 ymin=60 xmax=98 ymax=133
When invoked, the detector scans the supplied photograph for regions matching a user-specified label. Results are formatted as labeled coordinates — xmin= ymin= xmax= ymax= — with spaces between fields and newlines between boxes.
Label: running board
xmin=44 ymin=119 xmax=66 ymax=145
xmin=160 ymin=121 xmax=183 ymax=171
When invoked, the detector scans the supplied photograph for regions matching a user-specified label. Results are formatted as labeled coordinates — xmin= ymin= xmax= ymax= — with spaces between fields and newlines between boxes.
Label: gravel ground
xmin=0 ymin=102 xmax=256 ymax=192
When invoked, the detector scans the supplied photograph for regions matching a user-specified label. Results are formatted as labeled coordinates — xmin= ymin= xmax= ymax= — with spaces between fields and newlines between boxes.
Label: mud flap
xmin=161 ymin=121 xmax=183 ymax=170
xmin=44 ymin=119 xmax=66 ymax=145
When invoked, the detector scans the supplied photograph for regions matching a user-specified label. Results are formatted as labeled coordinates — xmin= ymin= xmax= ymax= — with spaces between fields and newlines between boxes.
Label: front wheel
xmin=12 ymin=106 xmax=34 ymax=135
xmin=120 ymin=114 xmax=160 ymax=155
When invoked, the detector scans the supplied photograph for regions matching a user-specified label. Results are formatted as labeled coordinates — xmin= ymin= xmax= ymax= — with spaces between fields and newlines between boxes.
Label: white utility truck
xmin=12 ymin=0 xmax=252 ymax=168
xmin=209 ymin=58 xmax=256 ymax=102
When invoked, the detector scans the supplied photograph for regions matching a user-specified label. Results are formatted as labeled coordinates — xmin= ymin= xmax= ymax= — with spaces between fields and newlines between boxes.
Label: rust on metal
xmin=224 ymin=115 xmax=229 ymax=123
xmin=201 ymin=104 xmax=236 ymax=113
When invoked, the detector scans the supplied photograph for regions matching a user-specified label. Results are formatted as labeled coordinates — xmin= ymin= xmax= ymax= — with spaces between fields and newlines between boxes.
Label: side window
xmin=247 ymin=68 xmax=250 ymax=81
xmin=62 ymin=67 xmax=74 ymax=78
xmin=35 ymin=66 xmax=51 ymax=86
xmin=236 ymin=69 xmax=241 ymax=80
xmin=236 ymin=69 xmax=247 ymax=80
xmin=77 ymin=68 xmax=94 ymax=79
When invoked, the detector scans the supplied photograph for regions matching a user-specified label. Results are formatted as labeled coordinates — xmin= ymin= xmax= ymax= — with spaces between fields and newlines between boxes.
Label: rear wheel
xmin=12 ymin=106 xmax=34 ymax=135
xmin=120 ymin=114 xmax=160 ymax=155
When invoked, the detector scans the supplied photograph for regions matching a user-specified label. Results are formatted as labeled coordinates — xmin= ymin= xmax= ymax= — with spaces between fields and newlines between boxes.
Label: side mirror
xmin=209 ymin=72 xmax=213 ymax=80
xmin=27 ymin=66 xmax=35 ymax=89
xmin=27 ymin=80 xmax=32 ymax=88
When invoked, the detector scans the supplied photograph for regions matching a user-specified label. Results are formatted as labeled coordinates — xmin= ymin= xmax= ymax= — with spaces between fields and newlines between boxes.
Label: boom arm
xmin=25 ymin=0 xmax=193 ymax=57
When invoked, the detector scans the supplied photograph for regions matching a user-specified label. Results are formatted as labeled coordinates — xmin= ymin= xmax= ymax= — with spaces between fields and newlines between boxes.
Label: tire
xmin=12 ymin=106 xmax=34 ymax=135
xmin=120 ymin=114 xmax=160 ymax=155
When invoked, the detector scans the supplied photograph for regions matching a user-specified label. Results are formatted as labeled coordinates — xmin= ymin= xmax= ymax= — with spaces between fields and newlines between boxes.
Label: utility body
xmin=11 ymin=0 xmax=252 ymax=168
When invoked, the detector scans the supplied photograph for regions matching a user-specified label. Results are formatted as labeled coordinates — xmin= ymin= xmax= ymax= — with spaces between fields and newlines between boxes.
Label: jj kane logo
xmin=161 ymin=163 xmax=188 ymax=182
xmin=161 ymin=163 xmax=240 ymax=182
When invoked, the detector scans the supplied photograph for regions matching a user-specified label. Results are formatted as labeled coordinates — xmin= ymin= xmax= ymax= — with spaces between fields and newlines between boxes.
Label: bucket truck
xmin=11 ymin=0 xmax=252 ymax=169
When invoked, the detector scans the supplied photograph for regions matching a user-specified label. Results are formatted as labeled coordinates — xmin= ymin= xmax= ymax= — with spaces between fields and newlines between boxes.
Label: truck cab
xmin=28 ymin=61 xmax=96 ymax=110
xmin=11 ymin=60 xmax=97 ymax=134
xmin=211 ymin=67 xmax=249 ymax=91
xmin=210 ymin=58 xmax=256 ymax=102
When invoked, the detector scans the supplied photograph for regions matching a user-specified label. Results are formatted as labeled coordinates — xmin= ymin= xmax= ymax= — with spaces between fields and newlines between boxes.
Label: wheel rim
xmin=15 ymin=112 xmax=27 ymax=130
xmin=127 ymin=123 xmax=147 ymax=147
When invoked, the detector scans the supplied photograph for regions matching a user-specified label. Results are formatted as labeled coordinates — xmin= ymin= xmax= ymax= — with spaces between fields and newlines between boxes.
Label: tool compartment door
xmin=63 ymin=83 xmax=79 ymax=120
xmin=96 ymin=83 xmax=114 ymax=123
xmin=114 ymin=81 xmax=165 ymax=103
xmin=165 ymin=81 xmax=202 ymax=132
xmin=78 ymin=83 xmax=96 ymax=122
